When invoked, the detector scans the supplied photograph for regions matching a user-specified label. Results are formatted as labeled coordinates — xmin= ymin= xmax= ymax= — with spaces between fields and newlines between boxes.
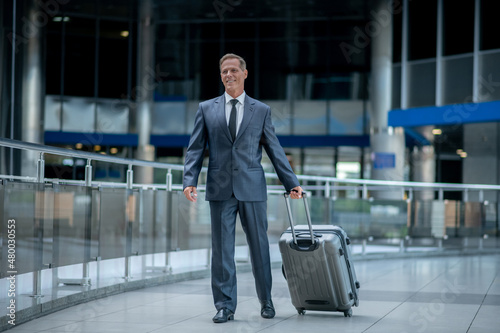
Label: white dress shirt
xmin=224 ymin=91 xmax=245 ymax=137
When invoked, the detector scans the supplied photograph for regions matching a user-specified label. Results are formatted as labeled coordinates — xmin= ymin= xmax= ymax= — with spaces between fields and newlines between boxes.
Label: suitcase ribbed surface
xmin=279 ymin=225 xmax=359 ymax=314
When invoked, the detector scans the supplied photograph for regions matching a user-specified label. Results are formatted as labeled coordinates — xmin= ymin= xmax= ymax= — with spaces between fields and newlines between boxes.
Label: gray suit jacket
xmin=183 ymin=94 xmax=300 ymax=201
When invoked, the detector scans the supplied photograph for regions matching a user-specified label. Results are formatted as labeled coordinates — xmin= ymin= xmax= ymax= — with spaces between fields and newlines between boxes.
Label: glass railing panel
xmin=332 ymin=198 xmax=408 ymax=239
xmin=267 ymin=193 xmax=292 ymax=243
xmin=0 ymin=181 xmax=46 ymax=276
xmin=330 ymin=198 xmax=372 ymax=238
xmin=98 ymin=187 xmax=129 ymax=260
xmin=177 ymin=191 xmax=211 ymax=250
xmin=410 ymin=200 xmax=446 ymax=238
xmin=130 ymin=190 xmax=146 ymax=256
xmin=149 ymin=190 xmax=168 ymax=253
xmin=462 ymin=202 xmax=483 ymax=236
xmin=484 ymin=202 xmax=498 ymax=236
xmin=51 ymin=184 xmax=93 ymax=267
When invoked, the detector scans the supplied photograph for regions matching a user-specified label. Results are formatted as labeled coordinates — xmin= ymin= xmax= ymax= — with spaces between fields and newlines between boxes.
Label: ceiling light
xmin=120 ymin=31 xmax=129 ymax=38
xmin=432 ymin=128 xmax=442 ymax=135
xmin=53 ymin=16 xmax=70 ymax=22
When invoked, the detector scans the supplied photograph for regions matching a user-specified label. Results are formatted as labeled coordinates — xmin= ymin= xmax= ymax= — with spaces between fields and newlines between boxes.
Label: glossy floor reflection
xmin=5 ymin=254 xmax=500 ymax=333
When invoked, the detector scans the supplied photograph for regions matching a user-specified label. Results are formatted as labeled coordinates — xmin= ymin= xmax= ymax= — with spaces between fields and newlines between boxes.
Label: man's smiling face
xmin=220 ymin=58 xmax=248 ymax=98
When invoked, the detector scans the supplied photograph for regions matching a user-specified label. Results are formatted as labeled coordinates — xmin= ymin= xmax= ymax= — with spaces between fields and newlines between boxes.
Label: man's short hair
xmin=220 ymin=53 xmax=247 ymax=71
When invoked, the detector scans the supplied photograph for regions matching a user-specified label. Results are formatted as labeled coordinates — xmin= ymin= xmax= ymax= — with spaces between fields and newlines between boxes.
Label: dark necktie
xmin=229 ymin=99 xmax=238 ymax=141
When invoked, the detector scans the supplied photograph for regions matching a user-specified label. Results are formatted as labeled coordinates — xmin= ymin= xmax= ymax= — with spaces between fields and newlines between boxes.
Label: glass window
xmin=259 ymin=41 xmax=290 ymax=100
xmin=408 ymin=0 xmax=437 ymax=60
xmin=225 ymin=22 xmax=255 ymax=40
xmin=190 ymin=42 xmax=222 ymax=100
xmin=46 ymin=20 xmax=63 ymax=95
xmin=64 ymin=18 xmax=96 ymax=97
xmin=442 ymin=56 xmax=473 ymax=105
xmin=312 ymin=74 xmax=353 ymax=100
xmin=393 ymin=6 xmax=402 ymax=63
xmin=478 ymin=51 xmax=500 ymax=102
xmin=60 ymin=2 xmax=97 ymax=15
xmin=480 ymin=0 xmax=500 ymax=50
xmin=190 ymin=23 xmax=221 ymax=41
xmin=156 ymin=40 xmax=187 ymax=93
xmin=408 ymin=60 xmax=436 ymax=107
xmin=157 ymin=23 xmax=185 ymax=41
xmin=443 ymin=0 xmax=474 ymax=56
xmin=260 ymin=21 xmax=288 ymax=39
xmin=98 ymin=1 xmax=132 ymax=17
xmin=295 ymin=20 xmax=328 ymax=38
xmin=392 ymin=64 xmax=401 ymax=109
xmin=98 ymin=20 xmax=130 ymax=98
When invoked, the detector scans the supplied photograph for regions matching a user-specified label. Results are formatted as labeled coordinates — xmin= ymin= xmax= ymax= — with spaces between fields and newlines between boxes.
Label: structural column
xmin=21 ymin=0 xmax=44 ymax=177
xmin=0 ymin=5 xmax=5 ymax=174
xmin=135 ymin=0 xmax=155 ymax=184
xmin=412 ymin=126 xmax=435 ymax=200
xmin=369 ymin=0 xmax=405 ymax=199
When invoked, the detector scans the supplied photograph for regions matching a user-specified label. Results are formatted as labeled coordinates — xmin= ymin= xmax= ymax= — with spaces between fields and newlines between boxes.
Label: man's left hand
xmin=290 ymin=186 xmax=304 ymax=199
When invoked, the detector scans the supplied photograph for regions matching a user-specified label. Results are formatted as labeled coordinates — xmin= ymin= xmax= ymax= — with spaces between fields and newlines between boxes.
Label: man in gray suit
xmin=183 ymin=53 xmax=303 ymax=323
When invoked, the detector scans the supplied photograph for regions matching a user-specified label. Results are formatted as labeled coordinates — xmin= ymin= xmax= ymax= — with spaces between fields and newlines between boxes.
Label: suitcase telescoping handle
xmin=284 ymin=191 xmax=315 ymax=245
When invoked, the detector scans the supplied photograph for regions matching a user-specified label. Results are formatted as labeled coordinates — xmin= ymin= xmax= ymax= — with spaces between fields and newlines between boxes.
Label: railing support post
xmin=36 ymin=152 xmax=44 ymax=183
xmin=85 ymin=159 xmax=92 ymax=187
xmin=59 ymin=159 xmax=93 ymax=286
xmin=31 ymin=152 xmax=45 ymax=298
xmin=127 ymin=164 xmax=134 ymax=190
xmin=164 ymin=168 xmax=174 ymax=273
xmin=124 ymin=164 xmax=134 ymax=281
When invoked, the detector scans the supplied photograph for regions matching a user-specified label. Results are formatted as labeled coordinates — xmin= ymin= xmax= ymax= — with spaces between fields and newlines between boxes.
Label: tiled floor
xmin=5 ymin=254 xmax=500 ymax=333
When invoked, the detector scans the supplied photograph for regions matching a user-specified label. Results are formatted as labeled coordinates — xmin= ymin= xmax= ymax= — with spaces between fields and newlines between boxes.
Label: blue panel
xmin=150 ymin=135 xmax=191 ymax=147
xmin=373 ymin=152 xmax=395 ymax=169
xmin=45 ymin=131 xmax=138 ymax=146
xmin=277 ymin=135 xmax=370 ymax=147
xmin=388 ymin=100 xmax=500 ymax=127
xmin=150 ymin=134 xmax=370 ymax=148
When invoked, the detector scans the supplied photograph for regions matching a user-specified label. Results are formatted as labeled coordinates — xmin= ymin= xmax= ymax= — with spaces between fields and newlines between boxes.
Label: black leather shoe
xmin=261 ymin=300 xmax=275 ymax=319
xmin=212 ymin=308 xmax=234 ymax=323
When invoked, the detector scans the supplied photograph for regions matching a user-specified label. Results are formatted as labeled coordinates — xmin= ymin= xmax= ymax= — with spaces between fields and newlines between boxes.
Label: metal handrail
xmin=2 ymin=136 xmax=500 ymax=192
xmin=0 ymin=137 xmax=184 ymax=171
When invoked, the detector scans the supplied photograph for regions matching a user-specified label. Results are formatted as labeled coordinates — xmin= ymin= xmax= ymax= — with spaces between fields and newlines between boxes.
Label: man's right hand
xmin=183 ymin=186 xmax=198 ymax=202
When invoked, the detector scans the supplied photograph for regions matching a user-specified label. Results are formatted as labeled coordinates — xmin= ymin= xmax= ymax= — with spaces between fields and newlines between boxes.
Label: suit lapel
xmin=215 ymin=95 xmax=233 ymax=142
xmin=235 ymin=96 xmax=255 ymax=143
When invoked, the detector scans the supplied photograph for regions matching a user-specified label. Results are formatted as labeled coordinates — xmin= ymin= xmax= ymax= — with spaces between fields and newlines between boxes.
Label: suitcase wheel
xmin=344 ymin=309 xmax=352 ymax=317
xmin=297 ymin=308 xmax=306 ymax=315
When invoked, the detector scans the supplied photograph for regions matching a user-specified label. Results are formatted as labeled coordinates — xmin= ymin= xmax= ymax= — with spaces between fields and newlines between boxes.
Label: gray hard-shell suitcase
xmin=279 ymin=192 xmax=360 ymax=317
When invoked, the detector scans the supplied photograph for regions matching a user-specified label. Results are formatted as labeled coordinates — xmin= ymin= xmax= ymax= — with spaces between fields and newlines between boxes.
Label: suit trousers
xmin=209 ymin=196 xmax=272 ymax=313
